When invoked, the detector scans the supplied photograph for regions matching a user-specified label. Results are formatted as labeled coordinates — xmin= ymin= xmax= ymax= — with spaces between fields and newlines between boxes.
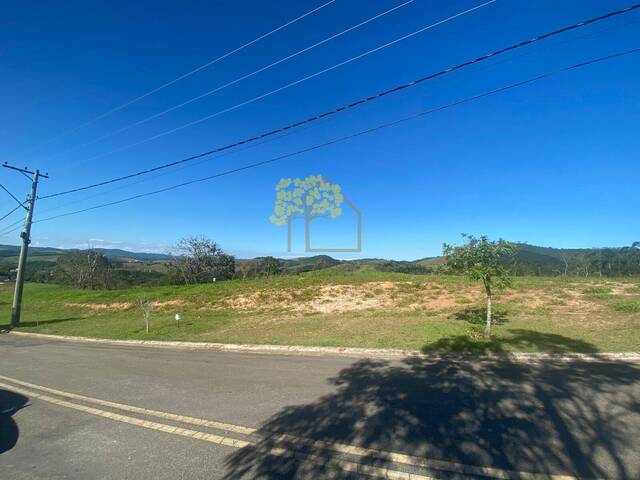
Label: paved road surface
xmin=1 ymin=334 xmax=639 ymax=479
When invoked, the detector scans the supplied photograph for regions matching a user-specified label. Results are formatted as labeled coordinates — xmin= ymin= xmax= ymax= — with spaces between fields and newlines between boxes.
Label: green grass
xmin=612 ymin=301 xmax=640 ymax=313
xmin=1 ymin=272 xmax=639 ymax=353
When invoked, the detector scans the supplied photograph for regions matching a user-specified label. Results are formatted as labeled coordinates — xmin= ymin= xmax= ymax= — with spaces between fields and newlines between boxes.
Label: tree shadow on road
xmin=0 ymin=389 xmax=28 ymax=454
xmin=224 ymin=335 xmax=640 ymax=479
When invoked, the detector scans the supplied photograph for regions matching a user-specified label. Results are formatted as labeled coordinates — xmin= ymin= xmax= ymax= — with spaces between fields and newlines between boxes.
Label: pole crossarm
xmin=2 ymin=162 xmax=49 ymax=178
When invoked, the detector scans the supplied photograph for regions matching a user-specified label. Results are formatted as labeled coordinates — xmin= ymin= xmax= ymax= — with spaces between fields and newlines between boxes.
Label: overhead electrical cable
xmin=0 ymin=217 xmax=25 ymax=237
xmin=38 ymin=121 xmax=322 ymax=217
xmin=0 ymin=183 xmax=27 ymax=209
xmin=44 ymin=13 xmax=640 ymax=213
xmin=15 ymin=47 xmax=636 ymax=232
xmin=39 ymin=2 xmax=640 ymax=200
xmin=0 ymin=205 xmax=23 ymax=223
xmin=16 ymin=0 xmax=337 ymax=157
xmin=39 ymin=14 xmax=640 ymax=216
xmin=68 ymin=0 xmax=498 ymax=164
xmin=48 ymin=0 xmax=418 ymax=161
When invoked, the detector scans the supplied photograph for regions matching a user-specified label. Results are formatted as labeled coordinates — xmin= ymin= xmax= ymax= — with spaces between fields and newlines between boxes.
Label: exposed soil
xmin=66 ymin=302 xmax=132 ymax=311
xmin=66 ymin=281 xmax=628 ymax=316
xmin=219 ymin=282 xmax=485 ymax=313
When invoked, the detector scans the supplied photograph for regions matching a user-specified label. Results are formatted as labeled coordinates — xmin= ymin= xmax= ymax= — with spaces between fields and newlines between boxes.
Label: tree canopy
xmin=443 ymin=234 xmax=515 ymax=337
xmin=168 ymin=236 xmax=235 ymax=285
xmin=55 ymin=250 xmax=113 ymax=289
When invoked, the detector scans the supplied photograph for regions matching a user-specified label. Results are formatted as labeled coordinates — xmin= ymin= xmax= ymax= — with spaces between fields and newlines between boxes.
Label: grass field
xmin=1 ymin=270 xmax=639 ymax=352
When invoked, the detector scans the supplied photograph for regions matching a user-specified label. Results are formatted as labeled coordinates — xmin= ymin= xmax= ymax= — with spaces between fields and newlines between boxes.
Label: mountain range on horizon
xmin=1 ymin=241 xmax=638 ymax=275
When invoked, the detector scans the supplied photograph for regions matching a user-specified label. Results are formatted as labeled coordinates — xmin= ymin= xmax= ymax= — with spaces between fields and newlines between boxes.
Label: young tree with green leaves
xmin=443 ymin=234 xmax=516 ymax=338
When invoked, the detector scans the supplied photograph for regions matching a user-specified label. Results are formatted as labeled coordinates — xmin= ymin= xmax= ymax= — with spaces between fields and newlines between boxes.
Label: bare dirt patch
xmin=66 ymin=302 xmax=132 ymax=311
xmin=501 ymin=291 xmax=548 ymax=308
xmin=412 ymin=285 xmax=483 ymax=310
xmin=65 ymin=299 xmax=189 ymax=312
xmin=222 ymin=291 xmax=301 ymax=311
xmin=151 ymin=299 xmax=188 ymax=308
xmin=220 ymin=282 xmax=487 ymax=313
xmin=305 ymin=283 xmax=396 ymax=313
xmin=501 ymin=289 xmax=602 ymax=313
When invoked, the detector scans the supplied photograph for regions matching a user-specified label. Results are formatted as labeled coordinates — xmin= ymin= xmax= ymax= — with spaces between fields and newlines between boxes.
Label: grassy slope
xmin=1 ymin=270 xmax=639 ymax=352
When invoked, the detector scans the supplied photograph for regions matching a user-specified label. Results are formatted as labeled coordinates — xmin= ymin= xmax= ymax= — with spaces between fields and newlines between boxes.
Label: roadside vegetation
xmin=1 ymin=236 xmax=639 ymax=352
xmin=1 ymin=270 xmax=639 ymax=353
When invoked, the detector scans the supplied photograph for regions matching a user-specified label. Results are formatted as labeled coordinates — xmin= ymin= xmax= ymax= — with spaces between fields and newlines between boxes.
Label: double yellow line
xmin=0 ymin=374 xmax=582 ymax=480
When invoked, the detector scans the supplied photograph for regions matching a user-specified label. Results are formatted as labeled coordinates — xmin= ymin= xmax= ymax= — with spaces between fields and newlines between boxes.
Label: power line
xmin=0 ymin=217 xmax=25 ymax=237
xmin=48 ymin=0 xmax=418 ymax=162
xmin=0 ymin=205 xmax=23 ymax=223
xmin=37 ymin=121 xmax=323 ymax=218
xmin=16 ymin=0 xmax=337 ymax=157
xmin=67 ymin=0 xmax=497 ymax=165
xmin=39 ymin=2 xmax=640 ymax=200
xmin=467 ymin=16 xmax=640 ymax=75
xmin=38 ymin=14 xmax=640 ymax=218
xmin=24 ymin=47 xmax=640 ymax=230
xmin=0 ymin=183 xmax=27 ymax=209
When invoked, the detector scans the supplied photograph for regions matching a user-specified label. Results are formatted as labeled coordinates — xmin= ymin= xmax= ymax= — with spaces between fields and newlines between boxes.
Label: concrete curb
xmin=7 ymin=331 xmax=640 ymax=362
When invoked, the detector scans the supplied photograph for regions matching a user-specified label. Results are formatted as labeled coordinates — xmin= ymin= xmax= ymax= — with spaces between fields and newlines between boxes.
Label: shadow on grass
xmin=0 ymin=389 xmax=28 ymax=454
xmin=224 ymin=352 xmax=640 ymax=479
xmin=451 ymin=305 xmax=508 ymax=325
xmin=422 ymin=329 xmax=599 ymax=354
xmin=0 ymin=317 xmax=83 ymax=331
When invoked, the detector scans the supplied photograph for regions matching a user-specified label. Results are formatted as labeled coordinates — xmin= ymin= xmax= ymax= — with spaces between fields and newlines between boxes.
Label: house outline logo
xmin=269 ymin=175 xmax=362 ymax=253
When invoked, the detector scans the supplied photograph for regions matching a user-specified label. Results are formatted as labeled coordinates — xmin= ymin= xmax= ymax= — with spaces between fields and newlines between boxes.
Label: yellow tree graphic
xmin=269 ymin=175 xmax=344 ymax=252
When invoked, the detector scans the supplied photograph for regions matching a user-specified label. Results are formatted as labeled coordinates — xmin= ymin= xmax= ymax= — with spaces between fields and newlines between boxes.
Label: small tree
xmin=55 ymin=250 xmax=112 ymax=289
xmin=134 ymin=296 xmax=153 ymax=333
xmin=234 ymin=260 xmax=259 ymax=280
xmin=258 ymin=256 xmax=283 ymax=277
xmin=167 ymin=236 xmax=235 ymax=285
xmin=443 ymin=234 xmax=515 ymax=338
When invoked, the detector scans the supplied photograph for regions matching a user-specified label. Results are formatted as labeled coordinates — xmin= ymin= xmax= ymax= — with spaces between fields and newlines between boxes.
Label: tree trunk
xmin=484 ymin=287 xmax=492 ymax=338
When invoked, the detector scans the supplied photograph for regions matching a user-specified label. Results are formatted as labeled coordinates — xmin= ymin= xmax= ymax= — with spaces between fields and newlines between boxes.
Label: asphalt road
xmin=1 ymin=334 xmax=639 ymax=479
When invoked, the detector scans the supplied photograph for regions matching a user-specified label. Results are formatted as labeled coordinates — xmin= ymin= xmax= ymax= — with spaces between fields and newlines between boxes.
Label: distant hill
xmin=0 ymin=244 xmax=66 ymax=258
xmin=1 ymin=241 xmax=638 ymax=277
xmin=237 ymin=255 xmax=342 ymax=276
xmin=91 ymin=248 xmax=171 ymax=262
xmin=0 ymin=244 xmax=171 ymax=262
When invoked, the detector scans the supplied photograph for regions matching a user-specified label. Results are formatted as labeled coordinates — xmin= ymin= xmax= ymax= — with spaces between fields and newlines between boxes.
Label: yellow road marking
xmin=0 ymin=374 xmax=585 ymax=480
xmin=0 ymin=381 xmax=248 ymax=448
xmin=0 ymin=380 xmax=430 ymax=480
xmin=0 ymin=374 xmax=253 ymax=435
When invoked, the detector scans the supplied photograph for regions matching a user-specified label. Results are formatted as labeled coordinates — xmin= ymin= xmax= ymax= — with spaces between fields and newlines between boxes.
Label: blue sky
xmin=1 ymin=0 xmax=638 ymax=260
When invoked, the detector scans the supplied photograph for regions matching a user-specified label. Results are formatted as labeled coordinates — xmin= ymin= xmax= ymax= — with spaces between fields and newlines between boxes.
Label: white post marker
xmin=175 ymin=314 xmax=181 ymax=322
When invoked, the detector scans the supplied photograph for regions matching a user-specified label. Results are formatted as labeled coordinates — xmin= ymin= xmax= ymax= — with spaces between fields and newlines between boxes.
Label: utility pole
xmin=2 ymin=163 xmax=48 ymax=327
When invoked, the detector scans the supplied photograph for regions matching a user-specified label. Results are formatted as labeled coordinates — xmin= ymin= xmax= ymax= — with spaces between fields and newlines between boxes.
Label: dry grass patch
xmin=65 ymin=302 xmax=132 ymax=311
xmin=221 ymin=281 xmax=489 ymax=314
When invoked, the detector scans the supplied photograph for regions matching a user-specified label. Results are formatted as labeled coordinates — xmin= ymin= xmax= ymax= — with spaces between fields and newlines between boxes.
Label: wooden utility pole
xmin=2 ymin=163 xmax=48 ymax=327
